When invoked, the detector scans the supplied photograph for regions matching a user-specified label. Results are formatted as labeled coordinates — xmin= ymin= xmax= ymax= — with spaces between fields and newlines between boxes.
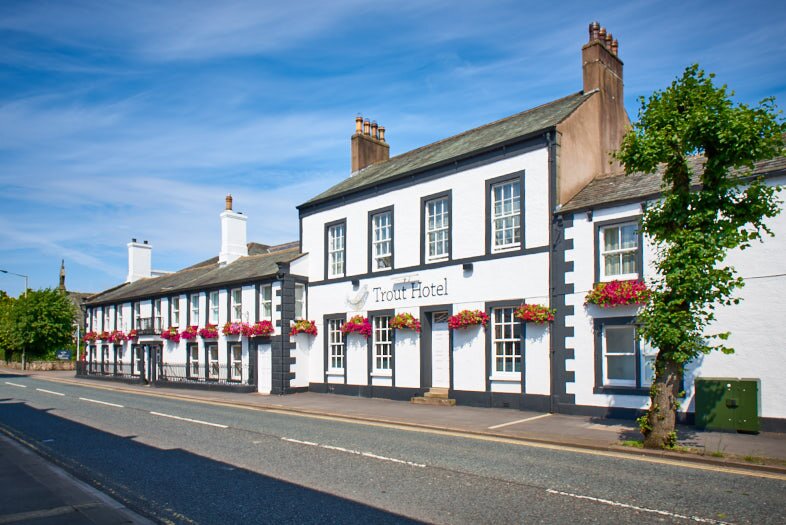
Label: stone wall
xmin=3 ymin=361 xmax=75 ymax=371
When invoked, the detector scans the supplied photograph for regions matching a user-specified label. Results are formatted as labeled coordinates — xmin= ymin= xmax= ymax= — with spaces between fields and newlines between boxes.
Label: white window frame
xmin=327 ymin=223 xmax=345 ymax=278
xmin=189 ymin=295 xmax=200 ymax=326
xmin=492 ymin=307 xmax=521 ymax=374
xmin=170 ymin=297 xmax=180 ymax=328
xmin=116 ymin=305 xmax=124 ymax=332
xmin=328 ymin=319 xmax=345 ymax=371
xmin=208 ymin=291 xmax=219 ymax=324
xmin=602 ymin=325 xmax=637 ymax=387
xmin=103 ymin=308 xmax=110 ymax=331
xmin=229 ymin=343 xmax=243 ymax=381
xmin=371 ymin=211 xmax=393 ymax=271
xmin=425 ymin=197 xmax=449 ymax=263
xmin=599 ymin=222 xmax=639 ymax=281
xmin=134 ymin=303 xmax=141 ymax=329
xmin=230 ymin=288 xmax=242 ymax=322
xmin=259 ymin=285 xmax=272 ymax=321
xmin=491 ymin=180 xmax=521 ymax=252
xmin=154 ymin=299 xmax=162 ymax=331
xmin=295 ymin=283 xmax=306 ymax=319
xmin=188 ymin=344 xmax=200 ymax=377
xmin=207 ymin=344 xmax=219 ymax=380
xmin=373 ymin=316 xmax=392 ymax=372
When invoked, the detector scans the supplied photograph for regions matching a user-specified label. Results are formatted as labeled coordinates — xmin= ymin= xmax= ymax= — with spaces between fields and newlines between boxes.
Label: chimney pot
xmin=143 ymin=240 xmax=148 ymax=244
xmin=598 ymin=27 xmax=607 ymax=41
xmin=355 ymin=116 xmax=363 ymax=134
xmin=611 ymin=39 xmax=619 ymax=56
xmin=225 ymin=194 xmax=233 ymax=211
xmin=363 ymin=119 xmax=371 ymax=135
xmin=590 ymin=21 xmax=600 ymax=41
xmin=371 ymin=121 xmax=378 ymax=139
xmin=379 ymin=126 xmax=386 ymax=142
xmin=605 ymin=32 xmax=613 ymax=48
xmin=132 ymin=238 xmax=137 ymax=243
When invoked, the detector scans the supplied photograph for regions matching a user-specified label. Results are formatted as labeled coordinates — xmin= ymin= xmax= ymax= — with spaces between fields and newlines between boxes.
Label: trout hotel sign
xmin=372 ymin=278 xmax=449 ymax=303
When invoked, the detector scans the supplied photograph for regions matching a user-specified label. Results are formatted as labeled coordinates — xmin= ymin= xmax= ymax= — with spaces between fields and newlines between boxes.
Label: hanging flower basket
xmin=198 ymin=324 xmax=219 ymax=339
xmin=448 ymin=310 xmax=489 ymax=330
xmin=161 ymin=327 xmax=181 ymax=343
xmin=180 ymin=326 xmax=199 ymax=340
xmin=514 ymin=304 xmax=555 ymax=325
xmin=127 ymin=329 xmax=138 ymax=340
xmin=585 ymin=280 xmax=651 ymax=308
xmin=250 ymin=320 xmax=275 ymax=337
xmin=97 ymin=331 xmax=110 ymax=341
xmin=82 ymin=331 xmax=98 ymax=343
xmin=390 ymin=312 xmax=421 ymax=332
xmin=290 ymin=319 xmax=317 ymax=336
xmin=222 ymin=322 xmax=252 ymax=337
xmin=341 ymin=315 xmax=372 ymax=338
xmin=107 ymin=330 xmax=128 ymax=344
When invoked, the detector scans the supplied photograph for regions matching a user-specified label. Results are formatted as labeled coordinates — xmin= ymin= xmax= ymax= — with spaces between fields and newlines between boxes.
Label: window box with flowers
xmin=223 ymin=322 xmax=252 ymax=337
xmin=97 ymin=331 xmax=110 ymax=342
xmin=390 ymin=312 xmax=421 ymax=332
xmin=127 ymin=329 xmax=138 ymax=341
xmin=161 ymin=327 xmax=181 ymax=343
xmin=585 ymin=280 xmax=650 ymax=308
xmin=448 ymin=310 xmax=489 ymax=330
xmin=341 ymin=315 xmax=372 ymax=338
xmin=82 ymin=331 xmax=98 ymax=343
xmin=198 ymin=324 xmax=219 ymax=339
xmin=250 ymin=320 xmax=275 ymax=337
xmin=514 ymin=304 xmax=555 ymax=325
xmin=290 ymin=320 xmax=317 ymax=336
xmin=180 ymin=326 xmax=199 ymax=341
xmin=107 ymin=330 xmax=127 ymax=344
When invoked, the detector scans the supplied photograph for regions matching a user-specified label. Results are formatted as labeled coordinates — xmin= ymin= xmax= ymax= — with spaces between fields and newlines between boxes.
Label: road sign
xmin=55 ymin=350 xmax=71 ymax=360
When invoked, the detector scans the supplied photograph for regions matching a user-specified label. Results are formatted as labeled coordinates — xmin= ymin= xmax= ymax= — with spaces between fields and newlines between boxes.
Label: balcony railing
xmin=135 ymin=317 xmax=162 ymax=335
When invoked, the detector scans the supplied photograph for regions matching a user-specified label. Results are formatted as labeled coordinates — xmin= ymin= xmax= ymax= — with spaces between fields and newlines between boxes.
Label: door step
xmin=411 ymin=388 xmax=456 ymax=406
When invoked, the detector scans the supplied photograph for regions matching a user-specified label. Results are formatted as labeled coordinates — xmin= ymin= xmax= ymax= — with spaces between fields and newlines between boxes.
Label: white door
xmin=431 ymin=312 xmax=450 ymax=388
xmin=258 ymin=343 xmax=272 ymax=394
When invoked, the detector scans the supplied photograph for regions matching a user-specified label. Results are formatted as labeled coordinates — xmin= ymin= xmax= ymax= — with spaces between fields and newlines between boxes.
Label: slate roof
xmin=560 ymin=153 xmax=786 ymax=213
xmin=301 ymin=91 xmax=594 ymax=208
xmin=85 ymin=242 xmax=302 ymax=306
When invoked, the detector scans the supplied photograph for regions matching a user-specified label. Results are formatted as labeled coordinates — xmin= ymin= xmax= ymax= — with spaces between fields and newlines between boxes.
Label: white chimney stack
xmin=127 ymin=239 xmax=152 ymax=283
xmin=219 ymin=195 xmax=248 ymax=266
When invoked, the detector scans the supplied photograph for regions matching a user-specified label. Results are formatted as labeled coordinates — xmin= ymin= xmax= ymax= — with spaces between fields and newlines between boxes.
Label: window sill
xmin=425 ymin=257 xmax=449 ymax=264
xmin=593 ymin=386 xmax=649 ymax=396
xmin=492 ymin=244 xmax=521 ymax=254
xmin=489 ymin=374 xmax=521 ymax=383
xmin=371 ymin=371 xmax=392 ymax=378
xmin=326 ymin=370 xmax=345 ymax=377
xmin=599 ymin=274 xmax=640 ymax=283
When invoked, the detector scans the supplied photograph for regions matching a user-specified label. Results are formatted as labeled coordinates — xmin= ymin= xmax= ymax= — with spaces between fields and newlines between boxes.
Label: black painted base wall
xmin=152 ymin=380 xmax=257 ymax=394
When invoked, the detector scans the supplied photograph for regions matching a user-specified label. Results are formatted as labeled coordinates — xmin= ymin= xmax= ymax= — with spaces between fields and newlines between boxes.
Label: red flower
xmin=161 ymin=327 xmax=181 ymax=343
xmin=585 ymin=280 xmax=651 ymax=308
xmin=180 ymin=326 xmax=199 ymax=340
xmin=341 ymin=315 xmax=372 ymax=337
xmin=198 ymin=324 xmax=219 ymax=339
xmin=250 ymin=320 xmax=275 ymax=337
xmin=514 ymin=304 xmax=555 ymax=325
xmin=448 ymin=310 xmax=489 ymax=330
xmin=290 ymin=320 xmax=318 ymax=336
xmin=390 ymin=312 xmax=421 ymax=332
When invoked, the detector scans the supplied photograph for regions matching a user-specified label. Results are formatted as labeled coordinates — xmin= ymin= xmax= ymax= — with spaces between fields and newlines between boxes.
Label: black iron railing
xmin=159 ymin=363 xmax=252 ymax=385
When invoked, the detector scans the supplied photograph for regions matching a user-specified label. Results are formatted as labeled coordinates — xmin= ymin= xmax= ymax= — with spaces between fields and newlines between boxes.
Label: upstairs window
xmin=153 ymin=299 xmax=162 ymax=331
xmin=209 ymin=291 xmax=219 ymax=324
xmin=371 ymin=210 xmax=393 ymax=271
xmin=231 ymin=288 xmax=242 ymax=322
xmin=425 ymin=197 xmax=450 ymax=263
xmin=491 ymin=180 xmax=521 ymax=252
xmin=103 ymin=308 xmax=110 ymax=331
xmin=189 ymin=295 xmax=200 ymax=326
xmin=170 ymin=297 xmax=180 ymax=328
xmin=600 ymin=222 xmax=639 ymax=280
xmin=295 ymin=284 xmax=306 ymax=319
xmin=116 ymin=305 xmax=124 ymax=331
xmin=327 ymin=222 xmax=346 ymax=278
xmin=133 ymin=302 xmax=141 ymax=329
xmin=259 ymin=285 xmax=272 ymax=320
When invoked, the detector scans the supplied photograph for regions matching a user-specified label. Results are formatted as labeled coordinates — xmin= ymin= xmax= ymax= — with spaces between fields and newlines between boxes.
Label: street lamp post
xmin=0 ymin=269 xmax=29 ymax=370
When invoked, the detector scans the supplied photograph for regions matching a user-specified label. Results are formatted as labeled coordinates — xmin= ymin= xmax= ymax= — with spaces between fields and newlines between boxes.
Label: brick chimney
xmin=582 ymin=21 xmax=627 ymax=177
xmin=351 ymin=115 xmax=390 ymax=174
xmin=219 ymin=194 xmax=248 ymax=266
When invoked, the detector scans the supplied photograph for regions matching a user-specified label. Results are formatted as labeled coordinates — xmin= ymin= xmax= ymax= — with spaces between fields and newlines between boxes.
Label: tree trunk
xmin=642 ymin=354 xmax=682 ymax=449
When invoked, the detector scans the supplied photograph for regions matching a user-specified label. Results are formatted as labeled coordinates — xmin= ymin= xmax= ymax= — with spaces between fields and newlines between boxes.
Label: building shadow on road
xmin=0 ymin=400 xmax=423 ymax=524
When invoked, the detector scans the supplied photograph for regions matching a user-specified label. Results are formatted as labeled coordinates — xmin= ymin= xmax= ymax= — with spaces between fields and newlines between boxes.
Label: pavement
xmin=0 ymin=431 xmax=153 ymax=525
xmin=3 ymin=367 xmax=786 ymax=473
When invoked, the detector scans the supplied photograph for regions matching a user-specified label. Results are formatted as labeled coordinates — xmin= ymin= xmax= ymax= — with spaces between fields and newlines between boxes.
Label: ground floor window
xmin=373 ymin=316 xmax=392 ymax=371
xmin=207 ymin=344 xmax=219 ymax=380
xmin=229 ymin=343 xmax=242 ymax=381
xmin=133 ymin=345 xmax=144 ymax=377
xmin=188 ymin=343 xmax=199 ymax=378
xmin=328 ymin=318 xmax=344 ymax=370
xmin=492 ymin=307 xmax=521 ymax=373
xmin=594 ymin=317 xmax=655 ymax=390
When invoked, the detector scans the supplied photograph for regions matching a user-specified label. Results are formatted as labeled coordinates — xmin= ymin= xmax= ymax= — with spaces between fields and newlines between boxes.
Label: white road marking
xmin=150 ymin=411 xmax=228 ymax=428
xmin=35 ymin=388 xmax=64 ymax=396
xmin=488 ymin=413 xmax=552 ymax=429
xmin=546 ymin=489 xmax=732 ymax=524
xmin=281 ymin=437 xmax=426 ymax=468
xmin=4 ymin=381 xmax=27 ymax=388
xmin=79 ymin=397 xmax=124 ymax=408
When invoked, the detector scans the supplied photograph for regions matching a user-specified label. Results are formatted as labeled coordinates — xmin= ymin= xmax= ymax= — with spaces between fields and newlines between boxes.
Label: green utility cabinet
xmin=694 ymin=378 xmax=760 ymax=433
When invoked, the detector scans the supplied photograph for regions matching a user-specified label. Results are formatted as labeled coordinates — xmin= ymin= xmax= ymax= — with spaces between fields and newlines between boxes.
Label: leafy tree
xmin=616 ymin=65 xmax=784 ymax=449
xmin=9 ymin=288 xmax=76 ymax=362
xmin=0 ymin=291 xmax=17 ymax=361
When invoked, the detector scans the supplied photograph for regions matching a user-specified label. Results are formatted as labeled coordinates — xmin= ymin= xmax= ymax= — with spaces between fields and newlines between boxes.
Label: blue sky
xmin=1 ymin=1 xmax=785 ymax=297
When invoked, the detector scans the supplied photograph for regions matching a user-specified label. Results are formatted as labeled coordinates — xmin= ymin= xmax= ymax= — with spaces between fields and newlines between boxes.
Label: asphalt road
xmin=0 ymin=374 xmax=784 ymax=524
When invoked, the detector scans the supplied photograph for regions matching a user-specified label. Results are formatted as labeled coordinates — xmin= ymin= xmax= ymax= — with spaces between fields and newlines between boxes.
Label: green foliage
xmin=616 ymin=65 xmax=785 ymax=365
xmin=0 ymin=288 xmax=76 ymax=359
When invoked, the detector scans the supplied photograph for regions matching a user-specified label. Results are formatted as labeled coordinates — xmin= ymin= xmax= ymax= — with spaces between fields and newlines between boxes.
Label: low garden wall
xmin=3 ymin=361 xmax=75 ymax=371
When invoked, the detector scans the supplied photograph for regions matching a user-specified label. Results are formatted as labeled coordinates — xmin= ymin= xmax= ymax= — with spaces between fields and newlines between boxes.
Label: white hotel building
xmin=82 ymin=24 xmax=786 ymax=430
